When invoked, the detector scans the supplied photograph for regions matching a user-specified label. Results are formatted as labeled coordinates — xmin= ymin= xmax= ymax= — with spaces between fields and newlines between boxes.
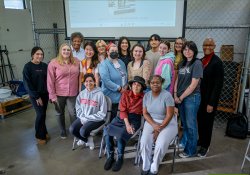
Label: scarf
xmin=202 ymin=52 xmax=214 ymax=68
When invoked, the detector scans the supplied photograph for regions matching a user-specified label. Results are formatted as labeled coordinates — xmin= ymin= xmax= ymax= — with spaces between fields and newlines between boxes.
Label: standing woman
xmin=96 ymin=40 xmax=107 ymax=87
xmin=174 ymin=41 xmax=203 ymax=158
xmin=70 ymin=32 xmax=85 ymax=61
xmin=140 ymin=75 xmax=178 ymax=175
xmin=118 ymin=36 xmax=131 ymax=68
xmin=23 ymin=47 xmax=49 ymax=145
xmin=79 ymin=41 xmax=99 ymax=90
xmin=96 ymin=40 xmax=107 ymax=63
xmin=174 ymin=37 xmax=186 ymax=74
xmin=127 ymin=43 xmax=152 ymax=88
xmin=154 ymin=40 xmax=175 ymax=94
xmin=99 ymin=43 xmax=127 ymax=120
xmin=47 ymin=43 xmax=80 ymax=139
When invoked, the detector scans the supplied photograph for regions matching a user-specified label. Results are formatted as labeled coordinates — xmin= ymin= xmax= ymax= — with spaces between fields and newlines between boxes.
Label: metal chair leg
xmin=134 ymin=130 xmax=142 ymax=165
xmin=241 ymin=139 xmax=250 ymax=172
xmin=72 ymin=137 xmax=77 ymax=150
xmin=99 ymin=134 xmax=105 ymax=158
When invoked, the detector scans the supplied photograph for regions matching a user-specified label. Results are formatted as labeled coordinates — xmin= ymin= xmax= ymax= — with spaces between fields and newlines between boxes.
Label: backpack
xmin=225 ymin=112 xmax=248 ymax=139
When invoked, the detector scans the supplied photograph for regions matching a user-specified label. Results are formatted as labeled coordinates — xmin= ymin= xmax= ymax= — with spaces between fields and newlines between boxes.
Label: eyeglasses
xmin=175 ymin=42 xmax=183 ymax=45
xmin=98 ymin=45 xmax=106 ymax=48
xmin=203 ymin=45 xmax=215 ymax=48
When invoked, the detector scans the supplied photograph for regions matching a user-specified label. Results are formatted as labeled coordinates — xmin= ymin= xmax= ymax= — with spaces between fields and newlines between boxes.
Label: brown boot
xmin=37 ymin=139 xmax=46 ymax=145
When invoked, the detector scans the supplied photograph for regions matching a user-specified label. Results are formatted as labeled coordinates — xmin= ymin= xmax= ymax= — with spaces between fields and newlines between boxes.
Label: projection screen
xmin=64 ymin=0 xmax=185 ymax=39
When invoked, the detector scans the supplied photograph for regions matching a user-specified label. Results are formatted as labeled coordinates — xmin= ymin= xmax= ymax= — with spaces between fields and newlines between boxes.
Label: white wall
xmin=0 ymin=0 xmax=66 ymax=80
xmin=0 ymin=1 xmax=34 ymax=80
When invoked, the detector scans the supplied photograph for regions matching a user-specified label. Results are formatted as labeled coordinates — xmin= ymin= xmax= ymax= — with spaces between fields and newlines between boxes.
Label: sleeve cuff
xmin=119 ymin=112 xmax=128 ymax=119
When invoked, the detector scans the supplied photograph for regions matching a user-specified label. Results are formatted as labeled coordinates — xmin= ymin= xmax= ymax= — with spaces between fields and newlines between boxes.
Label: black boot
xmin=112 ymin=156 xmax=123 ymax=172
xmin=104 ymin=154 xmax=115 ymax=170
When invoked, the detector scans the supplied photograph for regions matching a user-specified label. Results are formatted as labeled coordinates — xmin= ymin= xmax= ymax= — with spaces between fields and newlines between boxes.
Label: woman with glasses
xmin=174 ymin=37 xmax=186 ymax=74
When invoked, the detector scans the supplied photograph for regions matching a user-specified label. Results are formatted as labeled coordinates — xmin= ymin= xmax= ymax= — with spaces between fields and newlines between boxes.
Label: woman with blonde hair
xmin=174 ymin=37 xmax=186 ymax=72
xmin=47 ymin=43 xmax=80 ymax=139
xmin=96 ymin=40 xmax=107 ymax=63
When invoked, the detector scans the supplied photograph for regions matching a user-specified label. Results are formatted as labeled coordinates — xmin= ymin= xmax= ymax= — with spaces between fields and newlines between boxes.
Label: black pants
xmin=69 ymin=118 xmax=105 ymax=142
xmin=197 ymin=105 xmax=215 ymax=149
xmin=111 ymin=103 xmax=119 ymax=121
xmin=30 ymin=93 xmax=49 ymax=140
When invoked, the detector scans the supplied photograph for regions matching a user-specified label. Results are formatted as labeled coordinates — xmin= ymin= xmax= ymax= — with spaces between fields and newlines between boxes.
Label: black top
xmin=200 ymin=54 xmax=224 ymax=109
xmin=23 ymin=61 xmax=48 ymax=99
xmin=119 ymin=54 xmax=132 ymax=68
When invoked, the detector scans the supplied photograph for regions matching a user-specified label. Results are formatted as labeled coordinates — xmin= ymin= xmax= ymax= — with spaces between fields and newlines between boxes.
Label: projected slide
xmin=69 ymin=0 xmax=175 ymax=28
xmin=64 ymin=0 xmax=184 ymax=38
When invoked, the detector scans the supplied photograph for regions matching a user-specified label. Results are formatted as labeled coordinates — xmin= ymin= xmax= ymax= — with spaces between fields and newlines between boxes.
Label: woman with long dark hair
xmin=118 ymin=36 xmax=131 ymax=68
xmin=174 ymin=41 xmax=203 ymax=158
xmin=23 ymin=47 xmax=49 ymax=145
xmin=79 ymin=41 xmax=99 ymax=90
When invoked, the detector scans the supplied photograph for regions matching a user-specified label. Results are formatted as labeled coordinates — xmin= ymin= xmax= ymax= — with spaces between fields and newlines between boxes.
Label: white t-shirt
xmin=71 ymin=46 xmax=85 ymax=61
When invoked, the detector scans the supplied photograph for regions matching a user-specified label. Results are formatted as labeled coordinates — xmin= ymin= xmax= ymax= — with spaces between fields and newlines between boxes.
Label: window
xmin=4 ymin=0 xmax=26 ymax=9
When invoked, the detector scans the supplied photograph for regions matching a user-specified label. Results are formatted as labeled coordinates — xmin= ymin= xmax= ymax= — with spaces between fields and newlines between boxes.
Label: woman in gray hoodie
xmin=69 ymin=73 xmax=107 ymax=150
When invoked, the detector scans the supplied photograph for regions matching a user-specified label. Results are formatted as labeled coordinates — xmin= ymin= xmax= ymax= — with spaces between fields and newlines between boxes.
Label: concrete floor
xmin=0 ymin=104 xmax=249 ymax=175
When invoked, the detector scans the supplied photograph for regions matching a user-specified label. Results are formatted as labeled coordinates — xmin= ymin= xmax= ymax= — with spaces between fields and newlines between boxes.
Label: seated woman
xmin=69 ymin=73 xmax=107 ymax=150
xmin=140 ymin=75 xmax=178 ymax=175
xmin=103 ymin=76 xmax=146 ymax=172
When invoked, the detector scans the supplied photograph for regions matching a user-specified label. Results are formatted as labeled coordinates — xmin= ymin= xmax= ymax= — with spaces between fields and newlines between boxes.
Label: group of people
xmin=22 ymin=32 xmax=224 ymax=175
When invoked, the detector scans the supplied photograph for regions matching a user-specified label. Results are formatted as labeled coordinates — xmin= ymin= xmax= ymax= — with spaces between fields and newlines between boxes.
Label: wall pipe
xmin=239 ymin=28 xmax=250 ymax=115
xmin=29 ymin=0 xmax=38 ymax=46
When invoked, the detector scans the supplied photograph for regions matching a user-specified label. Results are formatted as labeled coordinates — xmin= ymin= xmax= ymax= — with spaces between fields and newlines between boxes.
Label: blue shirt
xmin=99 ymin=59 xmax=127 ymax=103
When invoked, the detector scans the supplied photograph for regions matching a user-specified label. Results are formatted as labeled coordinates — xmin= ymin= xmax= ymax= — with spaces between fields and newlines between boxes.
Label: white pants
xmin=140 ymin=117 xmax=178 ymax=174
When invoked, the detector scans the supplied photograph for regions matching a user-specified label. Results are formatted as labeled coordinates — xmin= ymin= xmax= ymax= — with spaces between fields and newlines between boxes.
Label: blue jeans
xmin=105 ymin=135 xmax=126 ymax=158
xmin=178 ymin=93 xmax=201 ymax=156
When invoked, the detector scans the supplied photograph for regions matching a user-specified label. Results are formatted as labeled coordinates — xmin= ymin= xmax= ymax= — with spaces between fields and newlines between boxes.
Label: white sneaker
xmin=87 ymin=136 xmax=95 ymax=150
xmin=77 ymin=140 xmax=85 ymax=146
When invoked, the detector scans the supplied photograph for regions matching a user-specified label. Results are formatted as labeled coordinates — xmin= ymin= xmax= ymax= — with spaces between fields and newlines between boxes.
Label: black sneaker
xmin=197 ymin=147 xmax=209 ymax=157
xmin=104 ymin=156 xmax=115 ymax=170
xmin=141 ymin=170 xmax=149 ymax=175
xmin=112 ymin=157 xmax=123 ymax=172
xmin=60 ymin=131 xmax=67 ymax=139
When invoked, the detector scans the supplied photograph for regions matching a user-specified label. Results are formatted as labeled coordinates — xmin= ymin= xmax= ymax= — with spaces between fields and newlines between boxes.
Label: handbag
xmin=225 ymin=112 xmax=248 ymax=139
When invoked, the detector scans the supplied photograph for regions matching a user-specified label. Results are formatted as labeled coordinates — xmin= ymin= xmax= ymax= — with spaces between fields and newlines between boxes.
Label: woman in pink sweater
xmin=47 ymin=43 xmax=80 ymax=139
